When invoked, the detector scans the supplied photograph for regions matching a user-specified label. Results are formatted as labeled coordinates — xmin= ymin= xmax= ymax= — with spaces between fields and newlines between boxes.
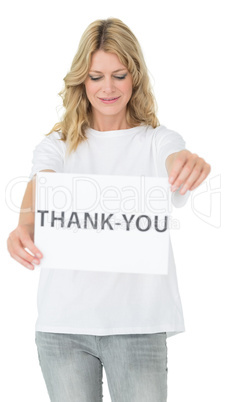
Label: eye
xmin=88 ymin=74 xmax=127 ymax=81
xmin=89 ymin=76 xmax=102 ymax=81
xmin=114 ymin=74 xmax=127 ymax=80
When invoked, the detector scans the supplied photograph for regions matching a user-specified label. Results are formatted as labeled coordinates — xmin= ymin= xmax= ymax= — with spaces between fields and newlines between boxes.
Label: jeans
xmin=35 ymin=331 xmax=168 ymax=402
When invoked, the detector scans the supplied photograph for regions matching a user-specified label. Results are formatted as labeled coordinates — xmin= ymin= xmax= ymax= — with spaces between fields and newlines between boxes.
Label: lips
xmin=98 ymin=96 xmax=120 ymax=104
xmin=99 ymin=97 xmax=120 ymax=100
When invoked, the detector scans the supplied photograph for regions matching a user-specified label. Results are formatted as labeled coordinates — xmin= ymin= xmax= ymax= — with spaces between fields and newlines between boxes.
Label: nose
xmin=102 ymin=76 xmax=116 ymax=94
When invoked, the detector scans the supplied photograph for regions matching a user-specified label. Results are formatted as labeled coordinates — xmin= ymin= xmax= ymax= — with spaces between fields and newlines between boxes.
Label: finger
xmin=12 ymin=253 xmax=35 ymax=270
xmin=169 ymin=151 xmax=192 ymax=184
xmin=170 ymin=154 xmax=199 ymax=190
xmin=17 ymin=227 xmax=43 ymax=258
xmin=8 ymin=237 xmax=40 ymax=267
xmin=7 ymin=232 xmax=42 ymax=265
xmin=180 ymin=161 xmax=211 ymax=194
xmin=178 ymin=162 xmax=204 ymax=194
xmin=16 ymin=239 xmax=41 ymax=265
xmin=189 ymin=164 xmax=211 ymax=191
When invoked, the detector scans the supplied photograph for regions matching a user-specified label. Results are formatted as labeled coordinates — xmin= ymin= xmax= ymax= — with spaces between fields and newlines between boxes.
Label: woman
xmin=7 ymin=18 xmax=211 ymax=402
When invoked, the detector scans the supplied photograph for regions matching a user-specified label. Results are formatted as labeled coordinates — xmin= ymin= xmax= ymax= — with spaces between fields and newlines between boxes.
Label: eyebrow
xmin=89 ymin=69 xmax=127 ymax=73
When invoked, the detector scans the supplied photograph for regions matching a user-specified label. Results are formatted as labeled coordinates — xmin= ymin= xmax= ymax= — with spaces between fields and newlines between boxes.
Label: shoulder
xmin=151 ymin=124 xmax=185 ymax=145
xmin=39 ymin=131 xmax=65 ymax=147
xmin=153 ymin=124 xmax=180 ymax=136
xmin=144 ymin=124 xmax=184 ymax=145
xmin=32 ymin=131 xmax=66 ymax=157
xmin=144 ymin=124 xmax=179 ymax=137
xmin=44 ymin=131 xmax=64 ymax=142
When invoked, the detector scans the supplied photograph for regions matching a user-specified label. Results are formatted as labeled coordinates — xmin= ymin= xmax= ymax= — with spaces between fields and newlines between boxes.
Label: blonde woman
xmin=7 ymin=18 xmax=211 ymax=402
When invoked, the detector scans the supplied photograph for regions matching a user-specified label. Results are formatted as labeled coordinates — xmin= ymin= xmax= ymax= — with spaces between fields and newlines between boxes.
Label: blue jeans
xmin=35 ymin=331 xmax=168 ymax=402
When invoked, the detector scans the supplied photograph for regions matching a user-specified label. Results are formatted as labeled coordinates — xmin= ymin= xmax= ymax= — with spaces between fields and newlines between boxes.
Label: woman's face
xmin=84 ymin=50 xmax=133 ymax=122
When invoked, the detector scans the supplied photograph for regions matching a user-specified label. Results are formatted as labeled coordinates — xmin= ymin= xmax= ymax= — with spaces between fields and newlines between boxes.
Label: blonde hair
xmin=46 ymin=17 xmax=160 ymax=155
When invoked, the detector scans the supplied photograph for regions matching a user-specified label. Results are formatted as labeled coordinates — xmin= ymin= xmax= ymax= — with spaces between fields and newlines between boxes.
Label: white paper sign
xmin=34 ymin=173 xmax=172 ymax=275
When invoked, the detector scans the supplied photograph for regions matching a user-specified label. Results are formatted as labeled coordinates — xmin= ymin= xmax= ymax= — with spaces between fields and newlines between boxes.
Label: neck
xmin=90 ymin=111 xmax=132 ymax=132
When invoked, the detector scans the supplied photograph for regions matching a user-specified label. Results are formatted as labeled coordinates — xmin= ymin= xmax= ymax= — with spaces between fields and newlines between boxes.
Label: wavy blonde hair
xmin=46 ymin=17 xmax=160 ymax=156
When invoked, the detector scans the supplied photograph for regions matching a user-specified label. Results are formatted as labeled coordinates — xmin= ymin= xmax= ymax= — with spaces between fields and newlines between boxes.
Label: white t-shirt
xmin=29 ymin=124 xmax=190 ymax=338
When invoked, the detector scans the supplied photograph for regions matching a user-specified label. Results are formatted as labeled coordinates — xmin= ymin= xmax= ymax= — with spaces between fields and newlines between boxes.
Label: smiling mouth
xmin=99 ymin=97 xmax=120 ymax=101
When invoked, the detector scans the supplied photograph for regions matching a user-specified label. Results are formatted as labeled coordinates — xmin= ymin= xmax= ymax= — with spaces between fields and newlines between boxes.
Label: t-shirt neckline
xmin=86 ymin=125 xmax=145 ymax=137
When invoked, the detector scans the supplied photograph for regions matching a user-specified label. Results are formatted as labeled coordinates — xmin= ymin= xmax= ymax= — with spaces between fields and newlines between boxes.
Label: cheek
xmin=123 ymin=83 xmax=133 ymax=99
xmin=121 ymin=78 xmax=133 ymax=97
xmin=84 ymin=82 xmax=96 ymax=99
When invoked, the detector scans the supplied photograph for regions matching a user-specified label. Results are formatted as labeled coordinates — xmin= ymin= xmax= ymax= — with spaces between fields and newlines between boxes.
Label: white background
xmin=1 ymin=0 xmax=225 ymax=401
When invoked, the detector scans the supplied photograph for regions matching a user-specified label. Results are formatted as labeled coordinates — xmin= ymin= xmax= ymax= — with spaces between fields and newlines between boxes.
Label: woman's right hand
xmin=7 ymin=223 xmax=43 ymax=270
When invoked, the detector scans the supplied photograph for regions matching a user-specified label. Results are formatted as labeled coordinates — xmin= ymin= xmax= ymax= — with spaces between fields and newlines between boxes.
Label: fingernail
xmin=171 ymin=185 xmax=179 ymax=192
xmin=169 ymin=177 xmax=174 ymax=184
xmin=33 ymin=259 xmax=39 ymax=264
xmin=180 ymin=187 xmax=187 ymax=195
xmin=36 ymin=253 xmax=42 ymax=258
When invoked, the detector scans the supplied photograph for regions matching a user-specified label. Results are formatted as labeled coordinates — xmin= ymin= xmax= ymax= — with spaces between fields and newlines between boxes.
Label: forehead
xmin=89 ymin=50 xmax=127 ymax=72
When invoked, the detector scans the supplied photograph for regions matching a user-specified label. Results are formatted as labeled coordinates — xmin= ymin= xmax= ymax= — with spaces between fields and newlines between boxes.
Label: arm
xmin=165 ymin=150 xmax=211 ymax=195
xmin=7 ymin=170 xmax=55 ymax=270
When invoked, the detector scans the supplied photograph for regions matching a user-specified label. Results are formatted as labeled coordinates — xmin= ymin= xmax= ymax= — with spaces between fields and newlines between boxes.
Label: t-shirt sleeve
xmin=154 ymin=125 xmax=190 ymax=208
xmin=28 ymin=132 xmax=65 ymax=181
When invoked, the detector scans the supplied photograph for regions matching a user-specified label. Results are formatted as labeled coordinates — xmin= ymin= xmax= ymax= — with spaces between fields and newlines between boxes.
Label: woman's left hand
xmin=167 ymin=150 xmax=211 ymax=195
